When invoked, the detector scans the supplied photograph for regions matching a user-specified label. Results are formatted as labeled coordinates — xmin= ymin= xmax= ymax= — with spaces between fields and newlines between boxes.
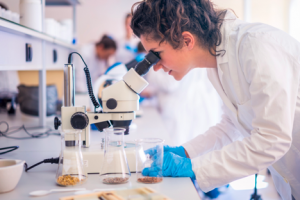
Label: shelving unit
xmin=0 ymin=0 xmax=77 ymax=126
xmin=46 ymin=0 xmax=80 ymax=6
xmin=0 ymin=17 xmax=75 ymax=71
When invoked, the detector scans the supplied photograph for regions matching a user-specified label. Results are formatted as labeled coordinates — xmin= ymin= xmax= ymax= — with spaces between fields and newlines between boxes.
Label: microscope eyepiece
xmin=134 ymin=50 xmax=160 ymax=76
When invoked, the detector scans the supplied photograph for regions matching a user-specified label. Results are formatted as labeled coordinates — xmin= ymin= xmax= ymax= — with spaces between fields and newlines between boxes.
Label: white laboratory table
xmin=0 ymin=106 xmax=202 ymax=200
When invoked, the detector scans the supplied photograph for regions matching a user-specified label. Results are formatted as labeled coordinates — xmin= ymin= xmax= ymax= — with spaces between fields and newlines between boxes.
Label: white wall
xmin=213 ymin=0 xmax=291 ymax=32
xmin=252 ymin=0 xmax=290 ymax=32
xmin=1 ymin=0 xmax=293 ymax=45
xmin=212 ymin=0 xmax=244 ymax=19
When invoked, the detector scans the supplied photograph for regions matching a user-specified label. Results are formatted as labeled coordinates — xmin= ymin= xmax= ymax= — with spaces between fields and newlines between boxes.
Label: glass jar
xmin=135 ymin=138 xmax=164 ymax=184
xmin=100 ymin=128 xmax=131 ymax=184
xmin=56 ymin=130 xmax=87 ymax=186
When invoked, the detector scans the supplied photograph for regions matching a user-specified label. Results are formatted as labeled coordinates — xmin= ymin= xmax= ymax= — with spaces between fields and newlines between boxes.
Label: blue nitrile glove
xmin=144 ymin=145 xmax=187 ymax=158
xmin=142 ymin=152 xmax=195 ymax=179
xmin=164 ymin=145 xmax=187 ymax=158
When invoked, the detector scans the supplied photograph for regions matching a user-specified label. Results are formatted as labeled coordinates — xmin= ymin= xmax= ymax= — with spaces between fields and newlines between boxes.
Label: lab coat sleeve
xmin=182 ymin=105 xmax=242 ymax=158
xmin=190 ymin=34 xmax=297 ymax=192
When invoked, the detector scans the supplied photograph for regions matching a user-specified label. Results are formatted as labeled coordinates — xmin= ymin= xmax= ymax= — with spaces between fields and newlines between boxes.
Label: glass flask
xmin=56 ymin=130 xmax=87 ymax=186
xmin=135 ymin=138 xmax=164 ymax=184
xmin=100 ymin=127 xmax=131 ymax=184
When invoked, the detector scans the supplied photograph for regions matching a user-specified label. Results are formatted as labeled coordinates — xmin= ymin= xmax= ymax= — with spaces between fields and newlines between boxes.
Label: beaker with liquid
xmin=135 ymin=138 xmax=164 ymax=184
xmin=100 ymin=127 xmax=131 ymax=184
xmin=56 ymin=130 xmax=87 ymax=186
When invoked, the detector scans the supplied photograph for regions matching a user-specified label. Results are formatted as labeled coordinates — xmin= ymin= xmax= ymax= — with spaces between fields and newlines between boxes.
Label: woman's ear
xmin=182 ymin=31 xmax=195 ymax=50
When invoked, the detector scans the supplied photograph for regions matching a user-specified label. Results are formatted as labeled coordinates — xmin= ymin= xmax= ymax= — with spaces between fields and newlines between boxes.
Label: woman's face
xmin=140 ymin=35 xmax=194 ymax=81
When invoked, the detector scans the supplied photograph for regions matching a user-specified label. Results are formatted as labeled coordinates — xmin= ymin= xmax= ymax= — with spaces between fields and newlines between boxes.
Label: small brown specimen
xmin=57 ymin=175 xmax=81 ymax=186
xmin=137 ymin=177 xmax=163 ymax=183
xmin=103 ymin=177 xmax=129 ymax=184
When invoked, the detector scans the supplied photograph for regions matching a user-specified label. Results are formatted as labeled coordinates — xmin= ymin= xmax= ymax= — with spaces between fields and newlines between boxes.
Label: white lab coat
xmin=182 ymin=10 xmax=300 ymax=200
xmin=146 ymin=68 xmax=222 ymax=146
xmin=76 ymin=44 xmax=113 ymax=93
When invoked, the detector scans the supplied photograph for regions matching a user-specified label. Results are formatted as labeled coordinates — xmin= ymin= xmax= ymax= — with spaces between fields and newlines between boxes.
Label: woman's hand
xmin=142 ymin=152 xmax=195 ymax=179
xmin=144 ymin=145 xmax=188 ymax=158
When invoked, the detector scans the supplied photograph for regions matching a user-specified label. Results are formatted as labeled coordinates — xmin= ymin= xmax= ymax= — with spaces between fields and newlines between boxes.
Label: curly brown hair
xmin=131 ymin=0 xmax=227 ymax=56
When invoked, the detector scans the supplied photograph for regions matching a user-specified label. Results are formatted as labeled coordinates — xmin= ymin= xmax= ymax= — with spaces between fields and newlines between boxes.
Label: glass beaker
xmin=56 ymin=130 xmax=87 ymax=186
xmin=100 ymin=127 xmax=131 ymax=184
xmin=135 ymin=138 xmax=164 ymax=184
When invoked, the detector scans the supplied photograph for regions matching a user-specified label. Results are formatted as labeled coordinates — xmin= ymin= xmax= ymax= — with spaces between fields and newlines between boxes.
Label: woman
xmin=131 ymin=0 xmax=300 ymax=199
xmin=76 ymin=35 xmax=117 ymax=93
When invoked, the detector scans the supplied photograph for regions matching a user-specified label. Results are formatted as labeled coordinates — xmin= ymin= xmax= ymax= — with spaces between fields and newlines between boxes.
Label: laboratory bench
xmin=0 ymin=106 xmax=202 ymax=200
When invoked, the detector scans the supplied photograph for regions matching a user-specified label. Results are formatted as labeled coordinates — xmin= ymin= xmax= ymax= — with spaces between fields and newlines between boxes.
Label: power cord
xmin=0 ymin=121 xmax=60 ymax=140
xmin=0 ymin=146 xmax=19 ymax=155
xmin=0 ymin=122 xmax=60 ymax=171
xmin=68 ymin=52 xmax=101 ymax=112
xmin=24 ymin=157 xmax=59 ymax=172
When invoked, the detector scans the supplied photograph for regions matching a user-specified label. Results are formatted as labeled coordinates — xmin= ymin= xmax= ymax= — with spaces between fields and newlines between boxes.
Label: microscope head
xmin=102 ymin=50 xmax=160 ymax=109
xmin=123 ymin=50 xmax=160 ymax=94
xmin=101 ymin=51 xmax=160 ymax=134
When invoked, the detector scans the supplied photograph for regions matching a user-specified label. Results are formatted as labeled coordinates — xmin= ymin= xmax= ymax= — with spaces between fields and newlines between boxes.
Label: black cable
xmin=0 ymin=121 xmax=60 ymax=140
xmin=68 ymin=52 xmax=100 ymax=112
xmin=0 ymin=146 xmax=19 ymax=155
xmin=24 ymin=157 xmax=59 ymax=172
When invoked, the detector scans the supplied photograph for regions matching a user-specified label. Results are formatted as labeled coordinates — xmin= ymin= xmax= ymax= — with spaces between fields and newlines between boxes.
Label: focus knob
xmin=70 ymin=112 xmax=89 ymax=129
xmin=106 ymin=98 xmax=117 ymax=109
xmin=54 ymin=117 xmax=61 ymax=130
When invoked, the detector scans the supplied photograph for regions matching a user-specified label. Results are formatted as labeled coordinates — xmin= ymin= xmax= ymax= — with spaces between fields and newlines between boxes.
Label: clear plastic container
xmin=135 ymin=138 xmax=164 ymax=184
xmin=56 ymin=130 xmax=87 ymax=186
xmin=100 ymin=128 xmax=131 ymax=184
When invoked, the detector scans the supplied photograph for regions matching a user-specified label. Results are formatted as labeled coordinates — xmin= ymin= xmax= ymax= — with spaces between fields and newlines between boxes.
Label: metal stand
xmin=250 ymin=174 xmax=262 ymax=200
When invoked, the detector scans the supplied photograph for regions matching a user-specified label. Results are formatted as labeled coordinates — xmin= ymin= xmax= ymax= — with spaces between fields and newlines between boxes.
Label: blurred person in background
xmin=76 ymin=35 xmax=117 ymax=93
xmin=115 ymin=13 xmax=140 ymax=64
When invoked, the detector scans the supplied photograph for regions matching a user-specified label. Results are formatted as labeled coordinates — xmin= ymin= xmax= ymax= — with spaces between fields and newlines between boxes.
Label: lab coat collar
xmin=216 ymin=10 xmax=238 ymax=65
xmin=211 ymin=10 xmax=238 ymax=113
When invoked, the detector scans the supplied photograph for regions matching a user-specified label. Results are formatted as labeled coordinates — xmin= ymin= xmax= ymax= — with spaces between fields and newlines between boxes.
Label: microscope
xmin=54 ymin=51 xmax=160 ymax=173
